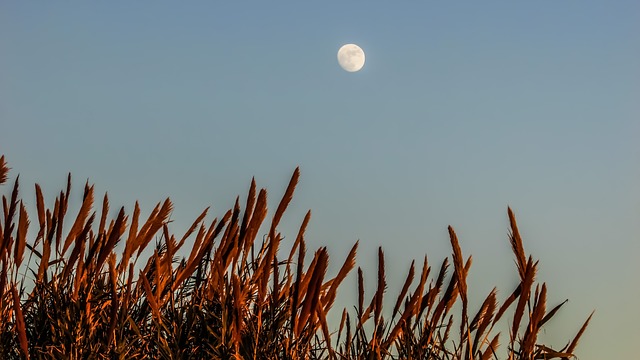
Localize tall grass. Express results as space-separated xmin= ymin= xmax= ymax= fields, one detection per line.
xmin=0 ymin=155 xmax=592 ymax=359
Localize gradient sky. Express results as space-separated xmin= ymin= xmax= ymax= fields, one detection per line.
xmin=1 ymin=2 xmax=639 ymax=358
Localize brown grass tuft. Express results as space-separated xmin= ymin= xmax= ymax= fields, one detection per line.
xmin=0 ymin=155 xmax=593 ymax=359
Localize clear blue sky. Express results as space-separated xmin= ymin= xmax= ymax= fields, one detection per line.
xmin=1 ymin=2 xmax=638 ymax=358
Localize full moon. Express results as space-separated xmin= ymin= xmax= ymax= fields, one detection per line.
xmin=337 ymin=44 xmax=365 ymax=72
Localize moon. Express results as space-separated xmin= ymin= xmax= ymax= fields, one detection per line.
xmin=337 ymin=44 xmax=365 ymax=72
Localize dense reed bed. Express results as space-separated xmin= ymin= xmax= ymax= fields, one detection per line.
xmin=0 ymin=155 xmax=591 ymax=359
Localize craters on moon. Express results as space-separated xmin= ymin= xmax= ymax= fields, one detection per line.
xmin=337 ymin=44 xmax=365 ymax=72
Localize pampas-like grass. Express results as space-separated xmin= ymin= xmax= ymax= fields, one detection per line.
xmin=0 ymin=155 xmax=592 ymax=359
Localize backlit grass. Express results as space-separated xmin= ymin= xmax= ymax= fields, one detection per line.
xmin=0 ymin=155 xmax=592 ymax=359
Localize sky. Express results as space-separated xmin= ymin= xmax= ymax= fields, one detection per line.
xmin=1 ymin=1 xmax=639 ymax=358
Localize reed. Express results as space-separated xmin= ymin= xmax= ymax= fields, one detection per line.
xmin=0 ymin=155 xmax=592 ymax=359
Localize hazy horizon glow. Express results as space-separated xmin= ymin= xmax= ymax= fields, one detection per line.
xmin=1 ymin=2 xmax=639 ymax=358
